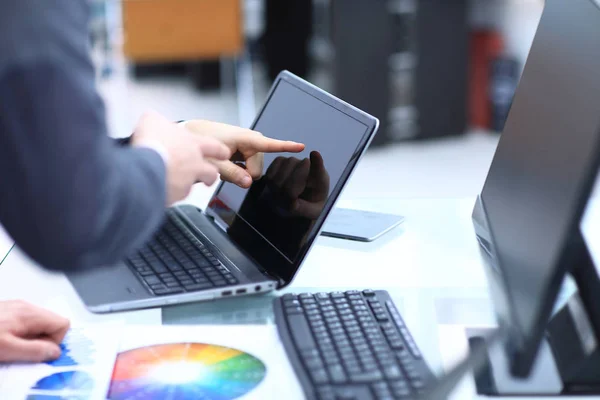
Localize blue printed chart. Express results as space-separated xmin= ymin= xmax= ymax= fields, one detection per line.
xmin=0 ymin=324 xmax=121 ymax=400
xmin=46 ymin=329 xmax=97 ymax=367
xmin=26 ymin=395 xmax=86 ymax=400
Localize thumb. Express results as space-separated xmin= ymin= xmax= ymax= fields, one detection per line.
xmin=213 ymin=159 xmax=253 ymax=188
xmin=309 ymin=151 xmax=330 ymax=195
xmin=0 ymin=336 xmax=61 ymax=363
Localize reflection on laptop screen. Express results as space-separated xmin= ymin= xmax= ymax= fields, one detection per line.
xmin=208 ymin=79 xmax=368 ymax=281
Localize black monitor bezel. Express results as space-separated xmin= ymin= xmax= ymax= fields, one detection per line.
xmin=205 ymin=70 xmax=379 ymax=287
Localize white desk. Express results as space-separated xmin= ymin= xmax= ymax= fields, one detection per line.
xmin=0 ymin=186 xmax=599 ymax=399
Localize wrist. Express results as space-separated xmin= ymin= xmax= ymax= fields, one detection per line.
xmin=133 ymin=139 xmax=169 ymax=167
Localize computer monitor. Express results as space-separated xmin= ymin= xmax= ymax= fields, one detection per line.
xmin=472 ymin=0 xmax=600 ymax=378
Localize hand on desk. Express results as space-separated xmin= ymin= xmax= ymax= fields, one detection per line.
xmin=0 ymin=300 xmax=69 ymax=363
xmin=265 ymin=151 xmax=330 ymax=220
xmin=183 ymin=120 xmax=305 ymax=188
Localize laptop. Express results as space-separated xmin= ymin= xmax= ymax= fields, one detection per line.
xmin=65 ymin=71 xmax=379 ymax=313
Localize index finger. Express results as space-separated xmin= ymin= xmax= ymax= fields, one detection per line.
xmin=20 ymin=304 xmax=70 ymax=344
xmin=247 ymin=135 xmax=305 ymax=154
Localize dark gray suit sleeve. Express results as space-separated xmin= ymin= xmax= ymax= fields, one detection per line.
xmin=0 ymin=2 xmax=167 ymax=271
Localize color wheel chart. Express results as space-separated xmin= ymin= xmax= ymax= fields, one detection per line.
xmin=108 ymin=343 xmax=267 ymax=400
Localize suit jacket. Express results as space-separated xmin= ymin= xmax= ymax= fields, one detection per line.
xmin=0 ymin=0 xmax=167 ymax=271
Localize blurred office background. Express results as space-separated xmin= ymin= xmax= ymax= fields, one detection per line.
xmin=89 ymin=0 xmax=544 ymax=200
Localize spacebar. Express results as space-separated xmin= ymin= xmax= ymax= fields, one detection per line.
xmin=287 ymin=314 xmax=316 ymax=350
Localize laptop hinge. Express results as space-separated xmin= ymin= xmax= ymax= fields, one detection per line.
xmin=176 ymin=207 xmax=282 ymax=285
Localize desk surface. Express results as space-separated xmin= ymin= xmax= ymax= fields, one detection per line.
xmin=1 ymin=189 xmax=599 ymax=399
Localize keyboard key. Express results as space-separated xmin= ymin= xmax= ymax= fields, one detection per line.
xmin=212 ymin=279 xmax=227 ymax=286
xmin=303 ymin=355 xmax=325 ymax=370
xmin=390 ymin=381 xmax=411 ymax=397
xmin=362 ymin=289 xmax=375 ymax=297
xmin=165 ymin=281 xmax=181 ymax=288
xmin=284 ymin=299 xmax=301 ymax=307
xmin=153 ymin=287 xmax=184 ymax=295
xmin=374 ymin=313 xmax=389 ymax=322
xmin=313 ymin=326 xmax=327 ymax=334
xmin=316 ymin=292 xmax=329 ymax=300
xmin=288 ymin=315 xmax=316 ymax=350
xmin=328 ymin=364 xmax=346 ymax=383
xmin=334 ymin=387 xmax=370 ymax=400
xmin=309 ymin=368 xmax=329 ymax=384
xmin=139 ymin=269 xmax=156 ymax=277
xmin=349 ymin=370 xmax=383 ymax=383
xmin=183 ymin=282 xmax=213 ymax=291
xmin=180 ymin=279 xmax=194 ymax=286
xmin=383 ymin=365 xmax=403 ymax=380
xmin=322 ymin=349 xmax=339 ymax=361
xmin=286 ymin=306 xmax=304 ymax=314
xmin=316 ymin=386 xmax=335 ymax=400
xmin=411 ymin=378 xmax=425 ymax=389
xmin=302 ymin=298 xmax=317 ymax=306
xmin=372 ymin=382 xmax=394 ymax=399
xmin=143 ymin=275 xmax=161 ymax=285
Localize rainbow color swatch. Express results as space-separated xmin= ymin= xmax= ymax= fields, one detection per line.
xmin=107 ymin=343 xmax=267 ymax=400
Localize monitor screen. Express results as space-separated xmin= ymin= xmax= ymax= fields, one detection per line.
xmin=476 ymin=0 xmax=600 ymax=376
xmin=207 ymin=77 xmax=372 ymax=284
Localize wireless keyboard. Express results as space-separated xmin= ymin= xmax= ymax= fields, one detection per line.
xmin=274 ymin=290 xmax=435 ymax=400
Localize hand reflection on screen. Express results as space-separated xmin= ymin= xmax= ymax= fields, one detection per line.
xmin=265 ymin=151 xmax=330 ymax=220
xmin=226 ymin=150 xmax=331 ymax=264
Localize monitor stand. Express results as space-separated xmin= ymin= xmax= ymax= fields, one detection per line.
xmin=469 ymin=232 xmax=600 ymax=396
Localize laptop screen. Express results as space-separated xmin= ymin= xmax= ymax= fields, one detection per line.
xmin=206 ymin=77 xmax=372 ymax=284
xmin=476 ymin=0 xmax=600 ymax=374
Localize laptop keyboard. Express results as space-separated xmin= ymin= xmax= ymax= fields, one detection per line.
xmin=127 ymin=217 xmax=238 ymax=296
xmin=274 ymin=290 xmax=435 ymax=400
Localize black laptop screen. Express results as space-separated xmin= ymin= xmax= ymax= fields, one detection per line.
xmin=207 ymin=78 xmax=370 ymax=284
